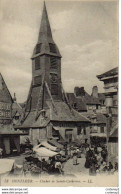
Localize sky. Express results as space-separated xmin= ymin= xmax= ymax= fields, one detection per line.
xmin=0 ymin=0 xmax=118 ymax=103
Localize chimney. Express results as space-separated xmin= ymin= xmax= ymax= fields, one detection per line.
xmin=92 ymin=86 xmax=98 ymax=98
xmin=74 ymin=87 xmax=85 ymax=97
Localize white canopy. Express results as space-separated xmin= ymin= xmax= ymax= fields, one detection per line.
xmin=33 ymin=141 xmax=57 ymax=152
xmin=35 ymin=147 xmax=58 ymax=158
xmin=0 ymin=159 xmax=15 ymax=175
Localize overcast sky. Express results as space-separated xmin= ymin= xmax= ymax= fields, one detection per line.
xmin=0 ymin=0 xmax=118 ymax=103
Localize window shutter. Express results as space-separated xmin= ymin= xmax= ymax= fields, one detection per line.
xmin=35 ymin=56 xmax=40 ymax=70
xmin=50 ymin=56 xmax=57 ymax=69
xmin=49 ymin=43 xmax=56 ymax=53
xmin=34 ymin=75 xmax=42 ymax=85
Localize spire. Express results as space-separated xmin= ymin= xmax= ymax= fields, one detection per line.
xmin=32 ymin=1 xmax=61 ymax=58
xmin=38 ymin=2 xmax=53 ymax=43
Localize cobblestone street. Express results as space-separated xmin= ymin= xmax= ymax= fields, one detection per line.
xmin=63 ymin=156 xmax=89 ymax=176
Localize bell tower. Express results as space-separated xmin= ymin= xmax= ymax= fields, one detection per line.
xmin=24 ymin=2 xmax=65 ymax=115
xmin=31 ymin=2 xmax=62 ymax=101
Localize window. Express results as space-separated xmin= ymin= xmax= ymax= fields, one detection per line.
xmin=96 ymin=104 xmax=98 ymax=109
xmin=35 ymin=43 xmax=41 ymax=54
xmin=73 ymin=103 xmax=77 ymax=109
xmin=83 ymin=128 xmax=86 ymax=135
xmin=35 ymin=56 xmax=40 ymax=70
xmin=50 ymin=57 xmax=57 ymax=69
xmin=100 ymin=126 xmax=104 ymax=133
xmin=51 ymin=84 xmax=58 ymax=95
xmin=34 ymin=75 xmax=41 ymax=85
xmin=113 ymin=100 xmax=117 ymax=106
xmin=77 ymin=127 xmax=81 ymax=135
xmin=49 ymin=43 xmax=56 ymax=53
xmin=65 ymin=129 xmax=73 ymax=142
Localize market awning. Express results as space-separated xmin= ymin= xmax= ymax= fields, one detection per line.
xmin=53 ymin=127 xmax=60 ymax=131
xmin=34 ymin=147 xmax=58 ymax=157
xmin=0 ymin=159 xmax=15 ymax=175
xmin=33 ymin=141 xmax=57 ymax=152
xmin=90 ymin=133 xmax=107 ymax=137
xmin=48 ymin=139 xmax=64 ymax=149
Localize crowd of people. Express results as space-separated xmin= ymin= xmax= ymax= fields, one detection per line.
xmin=84 ymin=145 xmax=118 ymax=176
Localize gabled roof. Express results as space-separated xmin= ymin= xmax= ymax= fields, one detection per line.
xmin=16 ymin=99 xmax=90 ymax=129
xmin=46 ymin=100 xmax=90 ymax=122
xmin=67 ymin=93 xmax=87 ymax=111
xmin=97 ymin=67 xmax=118 ymax=79
xmin=0 ymin=73 xmax=13 ymax=103
xmin=82 ymin=112 xmax=107 ymax=124
xmin=0 ymin=124 xmax=27 ymax=135
xmin=98 ymin=93 xmax=105 ymax=101
xmin=81 ymin=91 xmax=100 ymax=105
xmin=15 ymin=111 xmax=49 ymax=129
xmin=12 ymin=101 xmax=23 ymax=117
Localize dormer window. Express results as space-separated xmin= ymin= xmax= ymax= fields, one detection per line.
xmin=36 ymin=43 xmax=42 ymax=54
xmin=35 ymin=56 xmax=40 ymax=70
xmin=49 ymin=43 xmax=56 ymax=53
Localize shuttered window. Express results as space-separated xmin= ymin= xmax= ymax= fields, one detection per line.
xmin=35 ymin=43 xmax=41 ymax=54
xmin=49 ymin=43 xmax=56 ymax=53
xmin=100 ymin=126 xmax=104 ymax=133
xmin=35 ymin=56 xmax=40 ymax=70
xmin=34 ymin=75 xmax=41 ymax=85
xmin=51 ymin=84 xmax=58 ymax=95
xmin=50 ymin=56 xmax=57 ymax=69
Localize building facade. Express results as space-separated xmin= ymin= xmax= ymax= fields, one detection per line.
xmin=0 ymin=73 xmax=25 ymax=155
xmin=67 ymin=86 xmax=107 ymax=145
xmin=97 ymin=67 xmax=118 ymax=161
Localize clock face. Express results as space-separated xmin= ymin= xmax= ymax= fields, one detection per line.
xmin=50 ymin=73 xmax=58 ymax=83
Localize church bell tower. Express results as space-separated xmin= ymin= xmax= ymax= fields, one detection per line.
xmin=31 ymin=2 xmax=62 ymax=101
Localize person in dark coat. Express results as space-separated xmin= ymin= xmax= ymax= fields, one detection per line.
xmin=89 ymin=156 xmax=97 ymax=176
xmin=101 ymin=147 xmax=108 ymax=162
xmin=114 ymin=162 xmax=118 ymax=172
xmin=85 ymin=147 xmax=95 ymax=169
xmin=85 ymin=148 xmax=90 ymax=168
xmin=107 ymin=162 xmax=113 ymax=172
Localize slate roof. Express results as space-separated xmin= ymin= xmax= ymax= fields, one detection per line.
xmin=67 ymin=91 xmax=100 ymax=112
xmin=0 ymin=124 xmax=27 ymax=135
xmin=12 ymin=101 xmax=23 ymax=117
xmin=15 ymin=111 xmax=49 ymax=128
xmin=67 ymin=93 xmax=87 ymax=111
xmin=16 ymin=99 xmax=90 ymax=129
xmin=82 ymin=112 xmax=107 ymax=124
xmin=0 ymin=73 xmax=13 ymax=103
xmin=81 ymin=91 xmax=100 ymax=105
xmin=32 ymin=2 xmax=61 ymax=59
xmin=47 ymin=100 xmax=90 ymax=122
xmin=97 ymin=67 xmax=118 ymax=79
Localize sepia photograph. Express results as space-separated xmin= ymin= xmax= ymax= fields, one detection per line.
xmin=0 ymin=0 xmax=118 ymax=187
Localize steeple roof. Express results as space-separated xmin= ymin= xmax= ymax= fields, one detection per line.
xmin=38 ymin=2 xmax=53 ymax=43
xmin=0 ymin=73 xmax=13 ymax=103
xmin=32 ymin=2 xmax=61 ymax=58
